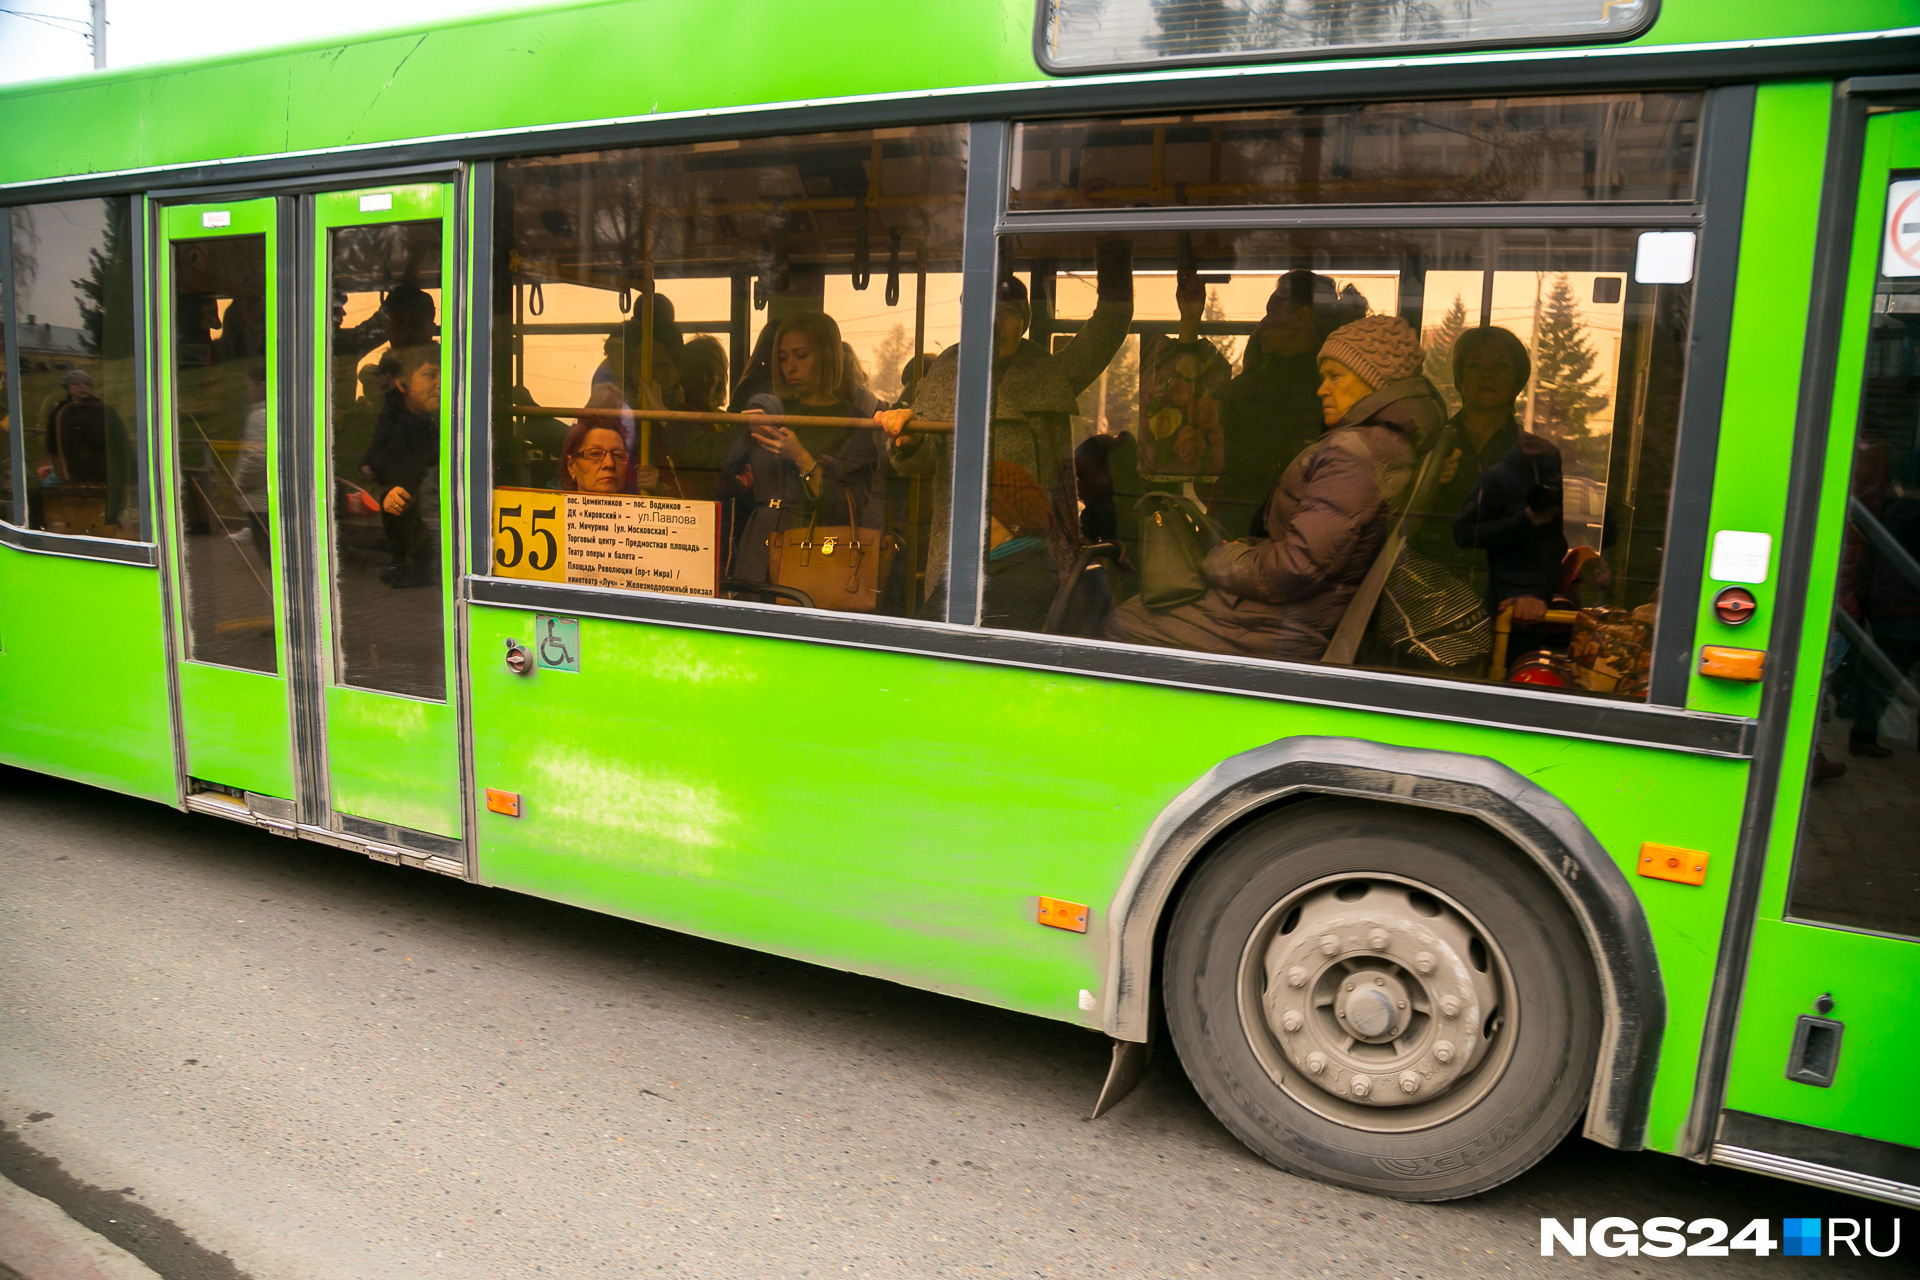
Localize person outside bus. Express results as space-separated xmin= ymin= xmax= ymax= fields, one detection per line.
xmin=39 ymin=368 xmax=133 ymax=526
xmin=1103 ymin=315 xmax=1443 ymax=662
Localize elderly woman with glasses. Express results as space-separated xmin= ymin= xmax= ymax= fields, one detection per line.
xmin=559 ymin=420 xmax=637 ymax=494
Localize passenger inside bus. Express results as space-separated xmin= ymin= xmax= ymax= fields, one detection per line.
xmin=584 ymin=297 xmax=680 ymax=493
xmin=879 ymin=238 xmax=1135 ymax=621
xmin=727 ymin=310 xmax=885 ymax=588
xmin=1404 ymin=326 xmax=1564 ymax=645
xmin=655 ymin=334 xmax=733 ymax=500
xmin=559 ymin=421 xmax=636 ymax=494
xmin=1103 ymin=314 xmax=1443 ymax=661
xmin=361 ymin=342 xmax=441 ymax=588
xmin=1215 ymin=270 xmax=1346 ymax=539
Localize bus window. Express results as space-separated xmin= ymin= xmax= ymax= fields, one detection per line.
xmin=491 ymin=125 xmax=967 ymax=617
xmin=1040 ymin=0 xmax=1655 ymax=70
xmin=326 ymin=219 xmax=445 ymax=700
xmin=168 ymin=233 xmax=275 ymax=673
xmin=980 ymin=227 xmax=1686 ymax=701
xmin=1009 ymin=94 xmax=1703 ymax=211
xmin=8 ymin=198 xmax=141 ymax=541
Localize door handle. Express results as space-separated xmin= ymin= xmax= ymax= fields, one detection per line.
xmin=504 ymin=638 xmax=533 ymax=675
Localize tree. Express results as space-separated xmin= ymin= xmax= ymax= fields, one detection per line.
xmin=1201 ymin=285 xmax=1236 ymax=364
xmin=868 ymin=322 xmax=913 ymax=402
xmin=74 ymin=198 xmax=135 ymax=361
xmin=1421 ymin=292 xmax=1467 ymax=415
xmin=1528 ymin=274 xmax=1610 ymax=474
xmin=9 ymin=208 xmax=37 ymax=306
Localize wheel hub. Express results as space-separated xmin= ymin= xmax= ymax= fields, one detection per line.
xmin=1257 ymin=881 xmax=1502 ymax=1110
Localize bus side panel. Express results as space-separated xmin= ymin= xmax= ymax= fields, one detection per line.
xmin=0 ymin=547 xmax=174 ymax=803
xmin=467 ymin=604 xmax=1745 ymax=1151
xmin=1726 ymin=921 xmax=1920 ymax=1147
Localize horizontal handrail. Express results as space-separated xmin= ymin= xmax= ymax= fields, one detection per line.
xmin=504 ymin=405 xmax=954 ymax=433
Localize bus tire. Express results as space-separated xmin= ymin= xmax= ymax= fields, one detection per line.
xmin=1163 ymin=798 xmax=1599 ymax=1201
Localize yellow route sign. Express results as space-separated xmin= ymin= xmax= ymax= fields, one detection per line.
xmin=491 ymin=488 xmax=719 ymax=596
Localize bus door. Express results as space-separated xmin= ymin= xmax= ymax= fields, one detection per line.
xmin=1719 ymin=110 xmax=1920 ymax=1167
xmin=156 ymin=186 xmax=464 ymax=855
xmin=157 ymin=199 xmax=296 ymax=803
xmin=303 ymin=183 xmax=462 ymax=845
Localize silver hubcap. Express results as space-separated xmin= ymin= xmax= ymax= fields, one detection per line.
xmin=1237 ymin=874 xmax=1513 ymax=1131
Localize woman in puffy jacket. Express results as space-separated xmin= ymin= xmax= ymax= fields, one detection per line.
xmin=1103 ymin=314 xmax=1443 ymax=663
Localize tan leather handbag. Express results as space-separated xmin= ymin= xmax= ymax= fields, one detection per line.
xmin=766 ymin=491 xmax=897 ymax=613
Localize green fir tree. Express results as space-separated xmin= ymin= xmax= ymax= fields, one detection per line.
xmin=1528 ymin=273 xmax=1610 ymax=474
xmin=1421 ymin=293 xmax=1468 ymax=415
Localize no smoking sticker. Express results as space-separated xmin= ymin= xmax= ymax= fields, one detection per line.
xmin=1884 ymin=178 xmax=1920 ymax=278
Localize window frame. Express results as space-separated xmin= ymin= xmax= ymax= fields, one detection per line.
xmin=1030 ymin=0 xmax=1663 ymax=78
xmin=0 ymin=192 xmax=158 ymax=565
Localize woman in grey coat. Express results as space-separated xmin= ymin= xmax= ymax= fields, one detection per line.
xmin=1103 ymin=315 xmax=1444 ymax=663
xmin=878 ymin=240 xmax=1134 ymax=621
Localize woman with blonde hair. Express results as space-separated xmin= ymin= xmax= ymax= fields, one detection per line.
xmin=728 ymin=310 xmax=884 ymax=586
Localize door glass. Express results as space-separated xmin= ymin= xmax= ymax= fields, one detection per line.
xmin=1790 ymin=235 xmax=1920 ymax=938
xmin=169 ymin=234 xmax=275 ymax=672
xmin=325 ymin=220 xmax=444 ymax=700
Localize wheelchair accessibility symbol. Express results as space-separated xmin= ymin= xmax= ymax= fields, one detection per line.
xmin=534 ymin=614 xmax=580 ymax=673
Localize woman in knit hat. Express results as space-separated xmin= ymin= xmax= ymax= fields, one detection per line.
xmin=1103 ymin=312 xmax=1445 ymax=662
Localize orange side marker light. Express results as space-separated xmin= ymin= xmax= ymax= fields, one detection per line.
xmin=1699 ymin=646 xmax=1765 ymax=682
xmin=1639 ymin=842 xmax=1709 ymax=887
xmin=485 ymin=788 xmax=522 ymax=818
xmin=1037 ymin=896 xmax=1089 ymax=933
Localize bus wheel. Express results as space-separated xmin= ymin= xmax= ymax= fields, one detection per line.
xmin=1163 ymin=799 xmax=1599 ymax=1201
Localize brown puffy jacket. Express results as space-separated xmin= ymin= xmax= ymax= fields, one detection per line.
xmin=1104 ymin=377 xmax=1443 ymax=662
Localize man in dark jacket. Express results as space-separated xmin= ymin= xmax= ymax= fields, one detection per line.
xmin=1213 ymin=270 xmax=1340 ymax=538
xmin=1453 ymin=431 xmax=1568 ymax=654
xmin=362 ymin=343 xmax=441 ymax=587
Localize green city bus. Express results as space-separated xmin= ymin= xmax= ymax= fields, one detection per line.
xmin=1 ymin=0 xmax=1915 ymax=1205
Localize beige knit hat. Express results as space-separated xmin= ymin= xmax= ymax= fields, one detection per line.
xmin=1318 ymin=314 xmax=1422 ymax=390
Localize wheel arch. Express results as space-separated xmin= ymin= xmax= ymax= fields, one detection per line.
xmin=1103 ymin=735 xmax=1664 ymax=1151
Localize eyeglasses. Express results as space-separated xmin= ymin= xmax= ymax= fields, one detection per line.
xmin=574 ymin=448 xmax=630 ymax=465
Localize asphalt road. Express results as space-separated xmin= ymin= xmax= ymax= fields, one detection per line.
xmin=0 ymin=767 xmax=1910 ymax=1280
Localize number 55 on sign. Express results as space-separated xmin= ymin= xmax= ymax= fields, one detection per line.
xmin=493 ymin=488 xmax=566 ymax=583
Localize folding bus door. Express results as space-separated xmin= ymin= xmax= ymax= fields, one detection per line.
xmin=1718 ymin=108 xmax=1920 ymax=1186
xmin=156 ymin=200 xmax=294 ymax=801
xmin=304 ymin=182 xmax=464 ymax=848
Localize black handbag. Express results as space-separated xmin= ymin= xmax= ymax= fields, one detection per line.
xmin=1134 ymin=491 xmax=1218 ymax=610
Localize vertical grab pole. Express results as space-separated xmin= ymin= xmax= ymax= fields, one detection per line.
xmin=638 ymin=156 xmax=654 ymax=470
xmin=910 ymin=241 xmax=929 ymax=608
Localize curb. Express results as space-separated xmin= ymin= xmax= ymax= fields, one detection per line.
xmin=0 ymin=1175 xmax=161 ymax=1280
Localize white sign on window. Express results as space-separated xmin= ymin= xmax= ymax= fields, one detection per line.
xmin=1634 ymin=231 xmax=1696 ymax=285
xmin=200 ymin=210 xmax=231 ymax=229
xmin=359 ymin=192 xmax=393 ymax=213
xmin=1883 ymin=179 xmax=1920 ymax=279
xmin=1710 ymin=530 xmax=1772 ymax=585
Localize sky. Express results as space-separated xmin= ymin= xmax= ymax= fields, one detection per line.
xmin=0 ymin=0 xmax=562 ymax=84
